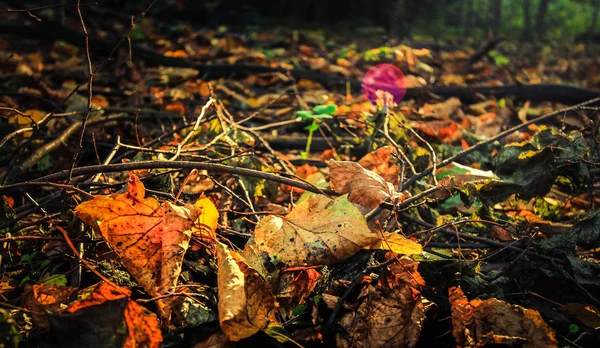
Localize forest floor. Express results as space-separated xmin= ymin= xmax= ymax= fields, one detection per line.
xmin=1 ymin=5 xmax=600 ymax=348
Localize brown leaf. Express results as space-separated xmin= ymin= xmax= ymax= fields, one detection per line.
xmin=329 ymin=160 xmax=396 ymax=209
xmin=217 ymin=242 xmax=279 ymax=341
xmin=246 ymin=194 xmax=380 ymax=266
xmin=358 ymin=146 xmax=400 ymax=186
xmin=419 ymin=97 xmax=462 ymax=119
xmin=75 ymin=173 xmax=199 ymax=323
xmin=340 ymin=257 xmax=426 ymax=347
xmin=449 ymin=286 xmax=558 ymax=348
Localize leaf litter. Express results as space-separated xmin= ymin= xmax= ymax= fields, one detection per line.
xmin=1 ymin=6 xmax=599 ymax=347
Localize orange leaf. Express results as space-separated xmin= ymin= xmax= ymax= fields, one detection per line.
xmin=358 ymin=146 xmax=400 ymax=186
xmin=62 ymin=282 xmax=162 ymax=348
xmin=75 ymin=173 xmax=199 ymax=323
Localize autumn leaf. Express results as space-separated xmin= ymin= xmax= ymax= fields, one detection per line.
xmin=246 ymin=194 xmax=380 ymax=267
xmin=74 ymin=173 xmax=199 ymax=323
xmin=448 ymin=286 xmax=558 ymax=348
xmin=193 ymin=196 xmax=219 ymax=244
xmin=367 ymin=233 xmax=423 ymax=255
xmin=217 ymin=242 xmax=279 ymax=341
xmin=49 ymin=282 xmax=162 ymax=348
xmin=358 ymin=146 xmax=400 ymax=186
xmin=22 ymin=283 xmax=74 ymax=328
xmin=338 ymin=256 xmax=426 ymax=347
xmin=329 ymin=160 xmax=397 ymax=209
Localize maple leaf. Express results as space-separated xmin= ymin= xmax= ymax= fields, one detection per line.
xmin=449 ymin=286 xmax=558 ymax=348
xmin=217 ymin=242 xmax=279 ymax=341
xmin=246 ymin=194 xmax=380 ymax=267
xmin=74 ymin=173 xmax=199 ymax=323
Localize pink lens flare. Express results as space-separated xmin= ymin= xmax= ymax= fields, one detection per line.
xmin=362 ymin=64 xmax=406 ymax=105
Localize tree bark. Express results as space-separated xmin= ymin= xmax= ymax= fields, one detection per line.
xmin=490 ymin=0 xmax=502 ymax=38
xmin=535 ymin=0 xmax=552 ymax=40
xmin=522 ymin=0 xmax=532 ymax=40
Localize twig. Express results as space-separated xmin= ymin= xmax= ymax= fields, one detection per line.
xmin=403 ymin=97 xmax=600 ymax=188
xmin=0 ymin=161 xmax=337 ymax=196
xmin=551 ymin=259 xmax=600 ymax=308
xmin=169 ymin=98 xmax=214 ymax=161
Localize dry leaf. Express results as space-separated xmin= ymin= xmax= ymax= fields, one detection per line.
xmin=340 ymin=257 xmax=425 ymax=347
xmin=217 ymin=242 xmax=279 ymax=341
xmin=358 ymin=146 xmax=400 ymax=186
xmin=449 ymin=286 xmax=558 ymax=348
xmin=22 ymin=283 xmax=74 ymax=328
xmin=329 ymin=160 xmax=396 ymax=209
xmin=75 ymin=173 xmax=199 ymax=323
xmin=247 ymin=194 xmax=380 ymax=266
xmin=419 ymin=97 xmax=462 ymax=119
xmin=56 ymin=282 xmax=162 ymax=348
xmin=367 ymin=233 xmax=423 ymax=255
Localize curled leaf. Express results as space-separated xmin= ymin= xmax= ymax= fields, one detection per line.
xmin=329 ymin=160 xmax=396 ymax=209
xmin=217 ymin=242 xmax=279 ymax=341
xmin=449 ymin=286 xmax=558 ymax=348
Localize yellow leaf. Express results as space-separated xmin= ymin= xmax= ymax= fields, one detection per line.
xmin=193 ymin=196 xmax=219 ymax=243
xmin=368 ymin=233 xmax=423 ymax=255
xmin=217 ymin=243 xmax=279 ymax=341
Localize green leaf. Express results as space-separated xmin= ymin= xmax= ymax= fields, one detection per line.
xmin=573 ymin=209 xmax=600 ymax=248
xmin=292 ymin=304 xmax=306 ymax=316
xmin=296 ymin=110 xmax=315 ymax=120
xmin=42 ymin=274 xmax=68 ymax=286
xmin=312 ymin=104 xmax=337 ymax=115
xmin=310 ymin=114 xmax=333 ymax=120
xmin=569 ymin=324 xmax=579 ymax=334
xmin=305 ymin=123 xmax=320 ymax=132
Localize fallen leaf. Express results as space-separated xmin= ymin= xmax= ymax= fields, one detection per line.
xmin=448 ymin=286 xmax=558 ymax=348
xmin=358 ymin=146 xmax=400 ymax=186
xmin=49 ymin=282 xmax=162 ymax=348
xmin=217 ymin=242 xmax=279 ymax=341
xmin=339 ymin=256 xmax=425 ymax=347
xmin=193 ymin=196 xmax=219 ymax=244
xmin=247 ymin=194 xmax=379 ymax=266
xmin=562 ymin=303 xmax=600 ymax=329
xmin=329 ymin=160 xmax=396 ymax=209
xmin=419 ymin=97 xmax=462 ymax=119
xmin=367 ymin=233 xmax=423 ymax=255
xmin=22 ymin=283 xmax=74 ymax=328
xmin=75 ymin=173 xmax=199 ymax=323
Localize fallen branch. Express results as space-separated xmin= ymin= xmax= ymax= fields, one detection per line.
xmin=0 ymin=160 xmax=338 ymax=196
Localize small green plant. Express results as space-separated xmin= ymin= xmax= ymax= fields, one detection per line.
xmin=488 ymin=50 xmax=510 ymax=66
xmin=296 ymin=104 xmax=336 ymax=159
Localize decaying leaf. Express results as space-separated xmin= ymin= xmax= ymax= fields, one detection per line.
xmin=339 ymin=256 xmax=426 ymax=347
xmin=358 ymin=146 xmax=400 ymax=186
xmin=217 ymin=242 xmax=279 ymax=341
xmin=22 ymin=283 xmax=74 ymax=328
xmin=75 ymin=173 xmax=200 ymax=322
xmin=448 ymin=286 xmax=558 ymax=348
xmin=49 ymin=282 xmax=162 ymax=348
xmin=329 ymin=160 xmax=396 ymax=209
xmin=247 ymin=194 xmax=380 ymax=267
